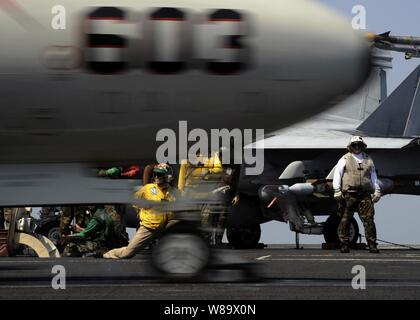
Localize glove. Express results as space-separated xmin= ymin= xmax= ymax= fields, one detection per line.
xmin=372 ymin=191 xmax=382 ymax=203
xmin=232 ymin=194 xmax=240 ymax=206
xmin=334 ymin=190 xmax=343 ymax=201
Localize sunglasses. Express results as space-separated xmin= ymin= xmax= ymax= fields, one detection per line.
xmin=351 ymin=143 xmax=364 ymax=148
xmin=154 ymin=172 xmax=167 ymax=178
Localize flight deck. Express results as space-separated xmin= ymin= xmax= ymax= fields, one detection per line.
xmin=1 ymin=246 xmax=420 ymax=300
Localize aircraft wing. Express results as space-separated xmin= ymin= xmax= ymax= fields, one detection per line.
xmin=247 ymin=114 xmax=416 ymax=150
xmin=246 ymin=51 xmax=416 ymax=150
xmin=251 ymin=128 xmax=415 ymax=149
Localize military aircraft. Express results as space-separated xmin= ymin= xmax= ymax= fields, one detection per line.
xmin=0 ymin=0 xmax=374 ymax=276
xmin=227 ymin=42 xmax=420 ymax=248
xmin=0 ymin=0 xmax=371 ymax=207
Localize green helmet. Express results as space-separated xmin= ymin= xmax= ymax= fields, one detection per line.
xmin=153 ymin=163 xmax=171 ymax=177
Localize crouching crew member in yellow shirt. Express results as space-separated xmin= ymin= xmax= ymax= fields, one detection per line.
xmin=103 ymin=164 xmax=175 ymax=259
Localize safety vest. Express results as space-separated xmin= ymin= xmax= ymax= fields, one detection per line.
xmin=342 ymin=152 xmax=374 ymax=193
xmin=133 ymin=183 xmax=175 ymax=230
xmin=177 ymin=154 xmax=223 ymax=192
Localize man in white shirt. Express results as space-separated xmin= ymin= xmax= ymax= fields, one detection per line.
xmin=333 ymin=136 xmax=382 ymax=253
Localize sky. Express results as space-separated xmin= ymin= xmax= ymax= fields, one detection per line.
xmin=260 ymin=0 xmax=420 ymax=245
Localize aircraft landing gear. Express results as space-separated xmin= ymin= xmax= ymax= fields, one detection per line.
xmin=3 ymin=208 xmax=61 ymax=258
xmin=152 ymin=233 xmax=210 ymax=279
xmin=35 ymin=220 xmax=61 ymax=246
xmin=226 ymin=225 xmax=261 ymax=249
xmin=323 ymin=214 xmax=359 ymax=244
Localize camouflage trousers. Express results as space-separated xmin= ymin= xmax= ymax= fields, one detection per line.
xmin=338 ymin=193 xmax=377 ymax=244
xmin=63 ymin=241 xmax=106 ymax=257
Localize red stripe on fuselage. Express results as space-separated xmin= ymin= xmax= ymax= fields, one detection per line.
xmin=150 ymin=17 xmax=184 ymax=21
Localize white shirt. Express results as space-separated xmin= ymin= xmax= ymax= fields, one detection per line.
xmin=333 ymin=152 xmax=380 ymax=192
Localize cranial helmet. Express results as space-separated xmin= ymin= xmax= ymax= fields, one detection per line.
xmin=347 ymin=136 xmax=367 ymax=150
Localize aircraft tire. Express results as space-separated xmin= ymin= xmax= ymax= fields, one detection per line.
xmin=323 ymin=215 xmax=359 ymax=244
xmin=226 ymin=225 xmax=261 ymax=249
xmin=36 ymin=221 xmax=61 ymax=246
xmin=151 ymin=233 xmax=210 ymax=280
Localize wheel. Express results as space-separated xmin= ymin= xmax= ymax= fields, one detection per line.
xmin=36 ymin=221 xmax=61 ymax=246
xmin=226 ymin=225 xmax=261 ymax=249
xmin=323 ymin=214 xmax=359 ymax=244
xmin=152 ymin=233 xmax=210 ymax=279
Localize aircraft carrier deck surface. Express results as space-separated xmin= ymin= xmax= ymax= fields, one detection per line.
xmin=1 ymin=245 xmax=420 ymax=300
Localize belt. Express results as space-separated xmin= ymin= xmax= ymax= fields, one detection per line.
xmin=344 ymin=190 xmax=370 ymax=197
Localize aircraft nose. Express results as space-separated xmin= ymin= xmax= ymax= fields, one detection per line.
xmin=315 ymin=19 xmax=372 ymax=97
xmin=265 ymin=1 xmax=372 ymax=126
xmin=280 ymin=5 xmax=372 ymax=90
xmin=311 ymin=26 xmax=373 ymax=108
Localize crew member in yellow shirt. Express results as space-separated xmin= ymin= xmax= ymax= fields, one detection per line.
xmin=178 ymin=151 xmax=223 ymax=195
xmin=177 ymin=150 xmax=227 ymax=244
xmin=103 ymin=164 xmax=175 ymax=259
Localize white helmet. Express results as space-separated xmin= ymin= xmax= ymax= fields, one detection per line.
xmin=348 ymin=136 xmax=367 ymax=148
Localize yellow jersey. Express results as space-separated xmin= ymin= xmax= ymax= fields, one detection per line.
xmin=133 ymin=183 xmax=175 ymax=230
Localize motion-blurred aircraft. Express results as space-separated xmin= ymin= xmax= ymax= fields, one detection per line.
xmin=0 ymin=0 xmax=371 ymax=207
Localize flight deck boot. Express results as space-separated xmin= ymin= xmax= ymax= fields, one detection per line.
xmin=340 ymin=243 xmax=350 ymax=253
xmin=368 ymin=241 xmax=380 ymax=253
